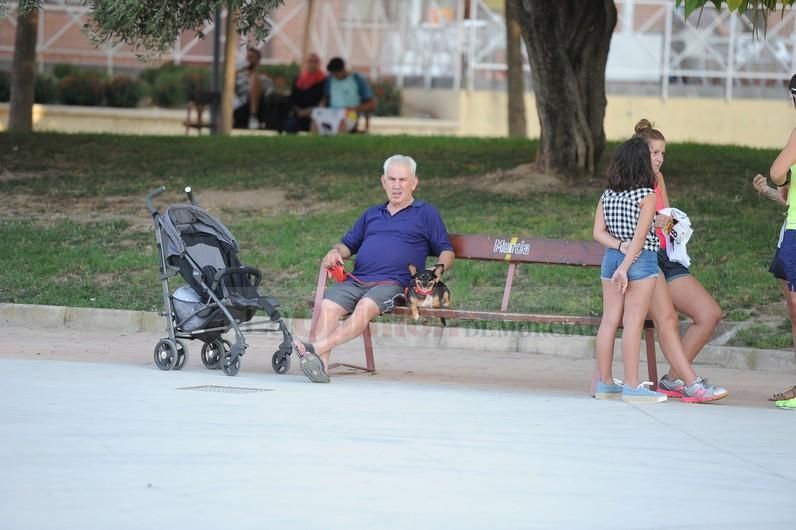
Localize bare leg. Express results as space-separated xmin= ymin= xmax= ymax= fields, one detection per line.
xmin=595 ymin=279 xmax=625 ymax=385
xmin=667 ymin=275 xmax=722 ymax=376
xmin=311 ymin=297 xmax=348 ymax=342
xmin=248 ymin=73 xmax=262 ymax=116
xmin=766 ymin=281 xmax=796 ymax=398
xmin=647 ymin=275 xmax=698 ymax=384
xmin=621 ymin=278 xmax=657 ymax=389
xmin=297 ymin=298 xmax=381 ymax=367
xmin=779 ymin=280 xmax=796 ymax=354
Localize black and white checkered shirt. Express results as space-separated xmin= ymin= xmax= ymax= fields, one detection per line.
xmin=601 ymin=188 xmax=659 ymax=252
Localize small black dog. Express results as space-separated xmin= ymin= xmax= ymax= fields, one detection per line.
xmin=407 ymin=263 xmax=451 ymax=326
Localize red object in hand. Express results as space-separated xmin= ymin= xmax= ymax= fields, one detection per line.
xmin=327 ymin=264 xmax=348 ymax=282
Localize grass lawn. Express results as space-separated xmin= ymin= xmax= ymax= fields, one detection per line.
xmin=0 ymin=132 xmax=790 ymax=348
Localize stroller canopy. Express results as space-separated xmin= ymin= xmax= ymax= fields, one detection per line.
xmin=161 ymin=204 xmax=239 ymax=263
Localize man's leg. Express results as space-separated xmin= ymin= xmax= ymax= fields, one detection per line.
xmin=312 ymin=298 xmax=381 ymax=366
xmin=295 ymin=298 xmax=380 ymax=367
xmin=248 ymin=75 xmax=262 ymax=116
xmin=296 ymin=283 xmax=401 ymax=368
xmin=310 ymin=298 xmax=349 ymax=358
xmin=337 ymin=115 xmax=349 ymax=134
xmin=232 ymin=104 xmax=249 ymax=129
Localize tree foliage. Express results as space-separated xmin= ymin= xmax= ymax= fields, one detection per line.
xmin=4 ymin=0 xmax=41 ymax=17
xmin=678 ymin=0 xmax=796 ymax=29
xmin=84 ymin=0 xmax=283 ymax=57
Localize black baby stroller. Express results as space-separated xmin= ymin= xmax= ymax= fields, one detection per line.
xmin=146 ymin=186 xmax=293 ymax=376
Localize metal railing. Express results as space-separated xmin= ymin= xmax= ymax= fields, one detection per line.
xmin=1 ymin=0 xmax=794 ymax=99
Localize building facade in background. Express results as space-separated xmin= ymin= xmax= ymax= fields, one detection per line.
xmin=1 ymin=0 xmax=794 ymax=100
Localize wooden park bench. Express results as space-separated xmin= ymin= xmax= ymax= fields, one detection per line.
xmin=183 ymin=101 xmax=210 ymax=135
xmin=309 ymin=233 xmax=658 ymax=383
xmin=183 ymin=91 xmax=217 ymax=135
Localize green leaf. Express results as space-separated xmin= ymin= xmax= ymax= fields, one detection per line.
xmin=683 ymin=0 xmax=705 ymax=18
xmin=726 ymin=0 xmax=744 ymax=11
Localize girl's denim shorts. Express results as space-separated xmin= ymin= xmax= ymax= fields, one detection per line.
xmin=600 ymin=248 xmax=659 ymax=281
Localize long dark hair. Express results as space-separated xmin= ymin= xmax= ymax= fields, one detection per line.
xmin=606 ymin=137 xmax=655 ymax=192
xmin=790 ymin=73 xmax=796 ymax=110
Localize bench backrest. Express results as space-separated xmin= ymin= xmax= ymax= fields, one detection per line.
xmin=450 ymin=233 xmax=604 ymax=267
xmin=449 ymin=233 xmax=604 ymax=312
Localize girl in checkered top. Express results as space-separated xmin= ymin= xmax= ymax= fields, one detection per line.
xmin=592 ymin=137 xmax=668 ymax=403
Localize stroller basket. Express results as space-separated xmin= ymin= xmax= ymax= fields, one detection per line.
xmin=146 ymin=185 xmax=294 ymax=376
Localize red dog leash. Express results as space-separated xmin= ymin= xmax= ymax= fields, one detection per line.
xmin=327 ymin=263 xmax=401 ymax=288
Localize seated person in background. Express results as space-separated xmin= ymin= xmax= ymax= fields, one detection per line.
xmin=233 ymin=48 xmax=273 ymax=129
xmin=285 ymin=52 xmax=327 ymax=134
xmin=311 ymin=57 xmax=377 ymax=135
xmin=291 ymin=155 xmax=455 ymax=382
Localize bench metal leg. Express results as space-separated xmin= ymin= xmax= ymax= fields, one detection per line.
xmin=644 ymin=328 xmax=658 ymax=389
xmin=363 ymin=324 xmax=375 ymax=371
xmin=328 ymin=322 xmax=376 ymax=373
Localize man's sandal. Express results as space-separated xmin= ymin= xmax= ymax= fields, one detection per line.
xmin=769 ymin=385 xmax=796 ymax=401
xmin=293 ymin=341 xmax=330 ymax=384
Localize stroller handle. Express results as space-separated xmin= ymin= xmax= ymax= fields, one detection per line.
xmin=184 ymin=186 xmax=198 ymax=206
xmin=146 ymin=186 xmax=166 ymax=217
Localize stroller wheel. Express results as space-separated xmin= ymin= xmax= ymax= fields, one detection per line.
xmin=222 ymin=354 xmax=241 ymax=376
xmin=201 ymin=339 xmax=228 ymax=370
xmin=173 ymin=340 xmax=188 ymax=370
xmin=153 ymin=339 xmax=178 ymax=370
xmin=272 ymin=350 xmax=291 ymax=374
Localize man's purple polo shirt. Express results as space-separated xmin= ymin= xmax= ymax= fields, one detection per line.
xmin=341 ymin=199 xmax=452 ymax=287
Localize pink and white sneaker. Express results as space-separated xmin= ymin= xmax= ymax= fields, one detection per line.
xmin=658 ymin=374 xmax=686 ymax=399
xmin=682 ymin=377 xmax=729 ymax=403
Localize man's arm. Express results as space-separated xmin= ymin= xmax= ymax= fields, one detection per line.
xmin=435 ymin=250 xmax=455 ymax=273
xmin=352 ymin=73 xmax=377 ymax=113
xmin=323 ymin=243 xmax=352 ymax=269
xmin=425 ymin=205 xmax=454 ymax=272
xmin=356 ymin=98 xmax=377 ymax=114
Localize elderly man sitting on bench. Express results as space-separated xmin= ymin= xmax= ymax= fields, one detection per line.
xmin=292 ymin=154 xmax=455 ymax=383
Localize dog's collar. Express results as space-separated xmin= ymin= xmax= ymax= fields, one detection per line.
xmin=414 ymin=286 xmax=434 ymax=296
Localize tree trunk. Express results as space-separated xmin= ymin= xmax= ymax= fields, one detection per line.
xmin=507 ymin=0 xmax=616 ymax=177
xmin=218 ymin=7 xmax=239 ymax=135
xmin=505 ymin=2 xmax=527 ymax=138
xmin=302 ymin=0 xmax=315 ymax=59
xmin=8 ymin=9 xmax=38 ymax=133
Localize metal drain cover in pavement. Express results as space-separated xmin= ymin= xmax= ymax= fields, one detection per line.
xmin=178 ymin=385 xmax=274 ymax=394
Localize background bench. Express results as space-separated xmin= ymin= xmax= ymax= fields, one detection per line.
xmin=309 ymin=233 xmax=658 ymax=383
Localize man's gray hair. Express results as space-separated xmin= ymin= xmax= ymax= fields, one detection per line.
xmin=383 ymin=155 xmax=417 ymax=177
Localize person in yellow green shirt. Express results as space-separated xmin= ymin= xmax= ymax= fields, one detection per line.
xmin=764 ymin=73 xmax=796 ymax=409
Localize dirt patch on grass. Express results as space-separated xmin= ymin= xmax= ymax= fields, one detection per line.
xmin=0 ymin=167 xmax=44 ymax=182
xmin=447 ymin=163 xmax=572 ymax=196
xmin=0 ymin=187 xmax=340 ymax=225
xmin=199 ymin=189 xmax=287 ymax=211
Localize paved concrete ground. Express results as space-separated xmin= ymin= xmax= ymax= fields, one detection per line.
xmin=1 ymin=324 xmax=795 ymax=530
